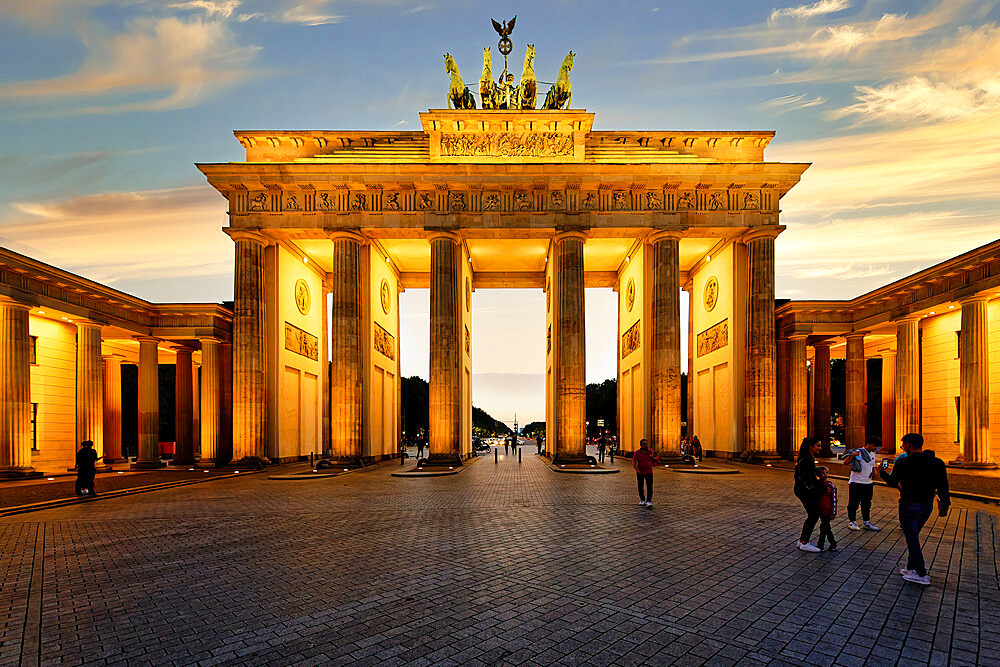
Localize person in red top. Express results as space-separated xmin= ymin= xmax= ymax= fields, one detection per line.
xmin=815 ymin=466 xmax=838 ymax=551
xmin=633 ymin=438 xmax=658 ymax=507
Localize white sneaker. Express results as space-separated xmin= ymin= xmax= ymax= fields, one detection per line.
xmin=902 ymin=572 xmax=930 ymax=585
xmin=797 ymin=541 xmax=821 ymax=552
xmin=899 ymin=568 xmax=916 ymax=576
xmin=639 ymin=501 xmax=646 ymax=506
xmin=848 ymin=521 xmax=860 ymax=531
xmin=864 ymin=521 xmax=881 ymax=531
xmin=646 ymin=501 xmax=653 ymax=507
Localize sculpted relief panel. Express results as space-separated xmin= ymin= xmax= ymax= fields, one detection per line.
xmin=440 ymin=132 xmax=574 ymax=157
xmin=697 ymin=319 xmax=728 ymax=357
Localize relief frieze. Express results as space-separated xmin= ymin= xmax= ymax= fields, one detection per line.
xmin=284 ymin=322 xmax=318 ymax=361
xmin=374 ymin=322 xmax=396 ymax=361
xmin=697 ymin=319 xmax=728 ymax=357
xmin=439 ymin=132 xmax=574 ymax=158
xmin=621 ymin=320 xmax=641 ymax=358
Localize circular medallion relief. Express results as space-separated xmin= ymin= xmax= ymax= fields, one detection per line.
xmin=703 ymin=276 xmax=720 ymax=312
xmin=294 ymin=279 xmax=310 ymax=315
xmin=380 ymin=278 xmax=392 ymax=315
xmin=625 ymin=278 xmax=636 ymax=312
xmin=465 ymin=277 xmax=471 ymax=312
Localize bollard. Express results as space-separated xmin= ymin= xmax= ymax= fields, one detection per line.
xmin=518 ymin=447 xmax=521 ymax=464
xmin=495 ymin=448 xmax=498 ymax=464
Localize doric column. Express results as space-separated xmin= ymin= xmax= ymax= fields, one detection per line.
xmin=813 ymin=341 xmax=832 ymax=456
xmin=231 ymin=230 xmax=267 ymax=464
xmin=745 ymin=229 xmax=779 ymax=458
xmin=0 ymin=299 xmax=33 ymax=476
xmin=650 ymin=231 xmax=682 ymax=458
xmin=789 ymin=335 xmax=808 ymax=456
xmin=191 ymin=360 xmax=200 ymax=459
xmin=845 ymin=331 xmax=867 ymax=450
xmin=219 ymin=342 xmax=233 ymax=464
xmin=330 ymin=233 xmax=364 ymax=462
xmin=776 ymin=337 xmax=790 ymax=458
xmin=172 ymin=347 xmax=195 ymax=465
xmin=879 ymin=350 xmax=897 ymax=454
xmin=198 ymin=338 xmax=221 ymax=466
xmin=134 ymin=337 xmax=163 ymax=468
xmin=102 ymin=355 xmax=125 ymax=463
xmin=428 ymin=231 xmax=463 ymax=464
xmin=553 ymin=230 xmax=587 ymax=461
xmin=895 ymin=315 xmax=921 ymax=444
xmin=686 ymin=287 xmax=694 ymax=438
xmin=321 ymin=276 xmax=332 ymax=459
xmin=76 ymin=320 xmax=104 ymax=458
xmin=960 ymin=296 xmax=994 ymax=468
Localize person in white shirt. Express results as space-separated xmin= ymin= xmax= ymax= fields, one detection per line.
xmin=843 ymin=436 xmax=882 ymax=531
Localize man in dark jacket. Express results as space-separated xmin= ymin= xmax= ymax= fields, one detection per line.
xmin=879 ymin=433 xmax=950 ymax=585
xmin=75 ymin=440 xmax=99 ymax=497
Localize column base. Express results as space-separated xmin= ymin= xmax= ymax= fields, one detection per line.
xmin=0 ymin=468 xmax=42 ymax=479
xmin=961 ymin=461 xmax=998 ymax=470
xmin=131 ymin=460 xmax=166 ymax=470
xmin=551 ymin=453 xmax=597 ymax=466
xmin=170 ymin=458 xmax=196 ymax=466
xmin=103 ymin=456 xmax=127 ymax=464
xmin=422 ymin=454 xmax=463 ymax=467
xmin=227 ymin=456 xmax=270 ymax=470
xmin=756 ymin=453 xmax=782 ymax=463
xmin=195 ymin=458 xmax=217 ymax=468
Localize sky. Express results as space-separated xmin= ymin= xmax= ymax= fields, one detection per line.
xmin=1 ymin=0 xmax=998 ymax=425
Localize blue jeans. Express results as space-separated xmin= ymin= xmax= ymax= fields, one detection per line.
xmin=899 ymin=501 xmax=933 ymax=576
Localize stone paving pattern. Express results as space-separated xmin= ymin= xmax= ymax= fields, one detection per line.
xmin=2 ymin=451 xmax=999 ymax=666
xmin=0 ymin=471 xmax=230 ymax=509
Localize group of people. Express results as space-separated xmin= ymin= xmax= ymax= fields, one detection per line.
xmin=794 ymin=432 xmax=950 ymax=586
xmin=594 ymin=434 xmax=617 ymax=463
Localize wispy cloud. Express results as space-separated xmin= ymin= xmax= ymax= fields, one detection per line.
xmin=168 ymin=0 xmax=242 ymax=19
xmin=0 ymin=16 xmax=259 ymax=113
xmin=762 ymin=92 xmax=827 ymax=112
xmin=277 ymin=0 xmax=342 ymax=26
xmin=0 ymin=185 xmax=232 ymax=285
xmin=769 ymin=0 xmax=852 ymax=25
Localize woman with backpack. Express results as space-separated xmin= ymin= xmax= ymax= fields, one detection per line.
xmin=793 ymin=436 xmax=824 ymax=552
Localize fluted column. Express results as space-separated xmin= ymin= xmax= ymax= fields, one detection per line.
xmin=330 ymin=233 xmax=364 ymax=462
xmin=428 ymin=232 xmax=462 ymax=464
xmin=231 ymin=230 xmax=267 ymax=464
xmin=789 ymin=335 xmax=808 ymax=457
xmin=686 ymin=287 xmax=694 ymax=438
xmin=879 ymin=350 xmax=896 ymax=454
xmin=102 ymin=355 xmax=125 ymax=463
xmin=76 ymin=320 xmax=103 ymax=458
xmin=219 ymin=342 xmax=233 ymax=464
xmin=199 ymin=338 xmax=221 ymax=466
xmin=172 ymin=348 xmax=194 ymax=465
xmin=960 ymin=296 xmax=994 ymax=468
xmin=553 ymin=231 xmax=587 ymax=461
xmin=745 ymin=229 xmax=779 ymax=458
xmin=321 ymin=277 xmax=332 ymax=459
xmin=0 ymin=299 xmax=33 ymax=476
xmin=895 ymin=316 xmax=921 ymax=444
xmin=649 ymin=232 xmax=681 ymax=458
xmin=776 ymin=337 xmax=791 ymax=458
xmin=845 ymin=331 xmax=867 ymax=450
xmin=813 ymin=342 xmax=832 ymax=456
xmin=134 ymin=337 xmax=163 ymax=468
xmin=192 ymin=361 xmax=200 ymax=459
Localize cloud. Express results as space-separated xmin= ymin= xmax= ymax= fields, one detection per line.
xmin=278 ymin=0 xmax=342 ymax=25
xmin=0 ymin=185 xmax=232 ymax=288
xmin=795 ymin=264 xmax=896 ymax=280
xmin=762 ymin=92 xmax=827 ymax=112
xmin=836 ymin=76 xmax=1000 ymax=123
xmin=168 ymin=0 xmax=242 ymax=19
xmin=769 ymin=0 xmax=852 ymax=25
xmin=0 ymin=16 xmax=259 ymax=113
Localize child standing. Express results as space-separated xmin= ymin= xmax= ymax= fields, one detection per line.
xmin=815 ymin=466 xmax=838 ymax=552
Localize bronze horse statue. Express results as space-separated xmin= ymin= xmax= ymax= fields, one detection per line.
xmin=445 ymin=53 xmax=476 ymax=110
xmin=543 ymin=51 xmax=574 ymax=110
xmin=479 ymin=47 xmax=499 ymax=109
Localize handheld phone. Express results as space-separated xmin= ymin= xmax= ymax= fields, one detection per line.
xmin=881 ymin=459 xmax=889 ymax=469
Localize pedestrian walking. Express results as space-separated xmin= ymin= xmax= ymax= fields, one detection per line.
xmin=609 ymin=439 xmax=616 ymax=463
xmin=815 ymin=466 xmax=838 ymax=551
xmin=504 ymin=439 xmax=510 ymax=455
xmin=879 ymin=433 xmax=950 ymax=585
xmin=75 ymin=440 xmax=98 ymax=497
xmin=842 ymin=435 xmax=882 ymax=531
xmin=597 ymin=436 xmax=607 ymax=462
xmin=633 ymin=438 xmax=658 ymax=506
xmin=793 ymin=436 xmax=824 ymax=552
xmin=690 ymin=435 xmax=703 ymax=462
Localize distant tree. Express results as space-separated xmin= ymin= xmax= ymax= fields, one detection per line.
xmin=473 ymin=406 xmax=512 ymax=437
xmin=586 ymin=379 xmax=617 ymax=437
xmin=401 ymin=375 xmax=511 ymax=439
xmin=521 ymin=421 xmax=546 ymax=438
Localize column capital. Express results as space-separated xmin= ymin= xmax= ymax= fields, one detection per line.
xmin=845 ymin=330 xmax=869 ymax=341
xmin=812 ymin=340 xmax=834 ymax=349
xmin=427 ymin=230 xmax=462 ymax=245
xmin=226 ymin=229 xmax=268 ymax=246
xmin=134 ymin=336 xmax=162 ymax=345
xmin=73 ymin=318 xmax=104 ymax=329
xmin=959 ymin=293 xmax=992 ymax=306
xmin=788 ymin=333 xmax=809 ymax=341
xmin=102 ymin=353 xmax=125 ymax=361
xmin=742 ymin=226 xmax=784 ymax=243
xmin=328 ymin=230 xmax=366 ymax=244
xmin=197 ymin=336 xmax=222 ymax=345
xmin=0 ymin=296 xmax=31 ymax=311
xmin=172 ymin=345 xmax=195 ymax=355
xmin=553 ymin=229 xmax=587 ymax=244
xmin=897 ymin=314 xmax=922 ymax=324
xmin=878 ymin=348 xmax=896 ymax=358
xmin=647 ymin=229 xmax=683 ymax=244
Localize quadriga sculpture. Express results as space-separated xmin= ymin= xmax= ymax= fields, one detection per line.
xmin=444 ymin=53 xmax=476 ymax=110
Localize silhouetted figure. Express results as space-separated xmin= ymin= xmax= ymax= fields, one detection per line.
xmin=75 ymin=440 xmax=98 ymax=497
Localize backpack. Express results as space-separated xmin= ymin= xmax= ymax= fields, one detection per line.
xmin=850 ymin=448 xmax=871 ymax=472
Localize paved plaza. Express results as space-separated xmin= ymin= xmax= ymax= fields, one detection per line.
xmin=2 ymin=452 xmax=999 ymax=667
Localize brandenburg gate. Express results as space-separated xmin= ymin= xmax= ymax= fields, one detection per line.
xmin=198 ymin=107 xmax=807 ymax=466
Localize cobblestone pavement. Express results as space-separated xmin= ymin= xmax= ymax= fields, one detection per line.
xmin=2 ymin=452 xmax=998 ymax=666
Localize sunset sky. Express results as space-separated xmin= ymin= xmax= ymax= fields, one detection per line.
xmin=2 ymin=0 xmax=998 ymax=425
